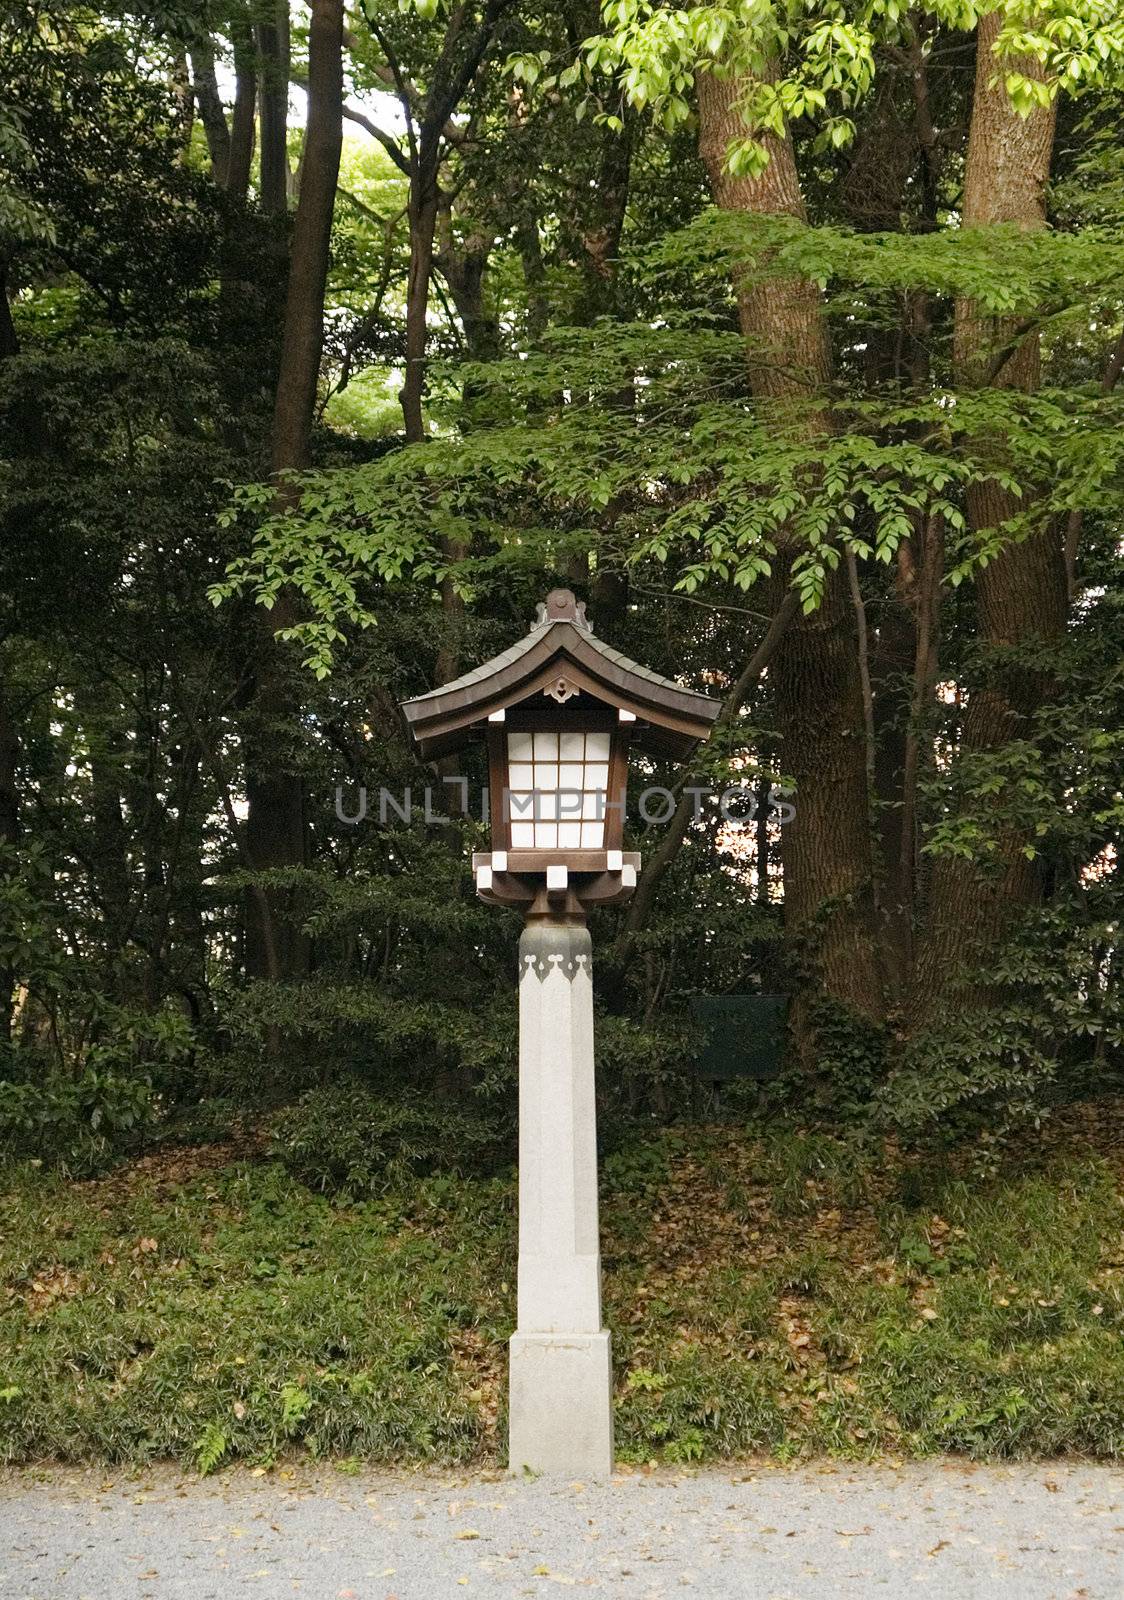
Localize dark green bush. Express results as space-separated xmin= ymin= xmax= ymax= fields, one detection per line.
xmin=875 ymin=898 xmax=1124 ymax=1148
xmin=270 ymin=1082 xmax=511 ymax=1195
xmin=0 ymin=1065 xmax=156 ymax=1176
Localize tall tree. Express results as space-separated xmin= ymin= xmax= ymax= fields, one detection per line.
xmin=256 ymin=0 xmax=290 ymax=216
xmin=915 ymin=10 xmax=1065 ymax=1008
xmin=354 ymin=0 xmax=513 ymax=680
xmin=696 ymin=64 xmax=885 ymax=1029
xmin=243 ymin=0 xmax=344 ymax=982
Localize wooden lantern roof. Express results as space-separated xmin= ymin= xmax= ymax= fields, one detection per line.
xmin=401 ymin=589 xmax=720 ymax=762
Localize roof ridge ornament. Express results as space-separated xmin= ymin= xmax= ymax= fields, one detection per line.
xmin=533 ymin=588 xmax=594 ymax=634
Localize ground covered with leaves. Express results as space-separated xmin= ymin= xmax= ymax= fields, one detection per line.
xmin=4 ymin=1106 xmax=1124 ymax=1471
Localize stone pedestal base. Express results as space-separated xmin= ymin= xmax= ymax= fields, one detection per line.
xmin=508 ymin=1330 xmax=613 ymax=1478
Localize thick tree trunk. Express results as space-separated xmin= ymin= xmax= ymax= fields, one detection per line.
xmin=436 ymin=206 xmax=500 ymax=362
xmin=915 ymin=12 xmax=1064 ymax=1006
xmin=697 ymin=74 xmax=831 ymax=398
xmin=256 ymin=2 xmax=290 ymax=216
xmin=244 ymin=0 xmax=343 ymax=985
xmin=697 ymin=69 xmax=884 ymax=1027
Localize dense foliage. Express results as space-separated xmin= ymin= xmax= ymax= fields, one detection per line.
xmin=0 ymin=0 xmax=1121 ymax=1182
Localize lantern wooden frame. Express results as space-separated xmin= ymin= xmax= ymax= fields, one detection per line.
xmin=401 ymin=589 xmax=720 ymax=909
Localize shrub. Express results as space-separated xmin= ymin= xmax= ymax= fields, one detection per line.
xmin=875 ymin=897 xmax=1124 ymax=1147
xmin=0 ymin=1066 xmax=156 ymax=1176
xmin=270 ymin=1083 xmax=511 ymax=1195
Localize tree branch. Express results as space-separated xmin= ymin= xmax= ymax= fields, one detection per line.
xmin=365 ymin=15 xmax=418 ymax=168
xmin=340 ymin=102 xmax=411 ymax=174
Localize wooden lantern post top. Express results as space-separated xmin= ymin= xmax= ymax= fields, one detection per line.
xmin=400 ymin=590 xmax=720 ymax=911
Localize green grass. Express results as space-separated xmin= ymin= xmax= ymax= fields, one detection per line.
xmin=4 ymin=1108 xmax=1124 ymax=1470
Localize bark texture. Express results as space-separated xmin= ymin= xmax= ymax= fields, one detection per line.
xmin=270 ymin=0 xmax=343 ymax=475
xmin=190 ymin=40 xmax=231 ymax=185
xmin=256 ymin=2 xmax=290 ymax=216
xmin=915 ymin=11 xmax=1065 ymax=1006
xmin=697 ymin=68 xmax=883 ymax=1024
xmin=227 ymin=15 xmax=257 ymax=202
xmin=244 ymin=0 xmax=343 ymax=984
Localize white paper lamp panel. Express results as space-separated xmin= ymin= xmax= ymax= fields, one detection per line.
xmin=585 ymin=763 xmax=609 ymax=790
xmin=558 ymin=821 xmax=582 ymax=848
xmin=511 ymin=821 xmax=535 ymax=847
xmin=507 ymin=732 xmax=533 ymax=762
xmin=559 ymin=762 xmax=584 ymax=788
xmin=586 ymin=732 xmax=612 ymax=760
xmin=580 ymin=821 xmax=605 ymax=847
xmin=559 ymin=731 xmax=585 ymax=760
xmin=532 ymin=731 xmax=558 ymax=759
xmin=509 ymin=762 xmax=534 ymax=790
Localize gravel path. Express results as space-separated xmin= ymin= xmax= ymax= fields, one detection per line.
xmin=3 ymin=1459 xmax=1122 ymax=1599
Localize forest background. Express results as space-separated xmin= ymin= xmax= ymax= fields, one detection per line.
xmin=1 ymin=0 xmax=1123 ymax=1469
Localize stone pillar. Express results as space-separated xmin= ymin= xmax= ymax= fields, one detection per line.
xmin=508 ymin=911 xmax=613 ymax=1477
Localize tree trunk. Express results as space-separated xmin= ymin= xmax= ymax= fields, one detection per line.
xmin=270 ymin=0 xmax=343 ymax=475
xmin=227 ymin=15 xmax=257 ymax=202
xmin=576 ymin=116 xmax=634 ymax=323
xmin=190 ymin=40 xmax=231 ymax=185
xmin=436 ymin=204 xmax=500 ymax=362
xmin=401 ymin=175 xmax=439 ymax=444
xmin=256 ymin=2 xmax=290 ymax=216
xmin=755 ymin=779 xmax=771 ymax=904
xmin=244 ymin=0 xmax=343 ymax=985
xmin=914 ymin=11 xmax=1064 ymax=1007
xmin=697 ymin=67 xmax=884 ymax=1028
